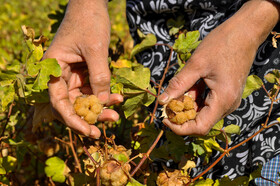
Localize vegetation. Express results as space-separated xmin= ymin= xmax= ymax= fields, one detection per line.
xmin=0 ymin=0 xmax=279 ymax=185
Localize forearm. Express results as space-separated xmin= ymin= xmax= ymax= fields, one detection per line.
xmin=228 ymin=0 xmax=280 ymax=48
xmin=56 ymin=0 xmax=110 ymax=38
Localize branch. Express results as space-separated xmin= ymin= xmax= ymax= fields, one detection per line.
xmin=260 ymin=176 xmax=280 ymax=185
xmin=68 ymin=129 xmax=82 ymax=173
xmin=75 ymin=133 xmax=98 ymax=166
xmin=0 ymin=103 xmax=14 ymax=138
xmin=131 ymin=129 xmax=164 ymax=176
xmin=151 ymin=44 xmax=174 ymax=123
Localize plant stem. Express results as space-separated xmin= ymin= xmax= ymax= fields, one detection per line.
xmin=151 ymin=44 xmax=174 ymax=123
xmin=0 ymin=103 xmax=14 ymax=138
xmin=68 ymin=129 xmax=82 ymax=173
xmin=131 ymin=129 xmax=164 ymax=176
xmin=75 ymin=133 xmax=98 ymax=165
xmin=260 ymin=176 xmax=280 ymax=185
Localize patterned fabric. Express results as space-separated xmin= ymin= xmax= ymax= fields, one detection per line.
xmin=255 ymin=155 xmax=280 ymax=186
xmin=126 ymin=0 xmax=280 ymax=183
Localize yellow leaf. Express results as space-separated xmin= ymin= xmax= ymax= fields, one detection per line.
xmin=111 ymin=59 xmax=132 ymax=68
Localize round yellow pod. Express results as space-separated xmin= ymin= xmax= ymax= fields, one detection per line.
xmin=183 ymin=95 xmax=195 ymax=110
xmin=74 ymin=95 xmax=103 ymax=124
xmin=167 ymin=99 xmax=184 ymax=112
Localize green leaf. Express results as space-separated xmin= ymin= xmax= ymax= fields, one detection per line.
xmin=0 ymin=165 xmax=6 ymax=174
xmin=113 ymin=153 xmax=129 ymax=163
xmin=164 ymin=131 xmax=187 ymax=161
xmin=45 ymin=156 xmax=68 ymax=183
xmin=197 ymin=137 xmax=222 ymax=153
xmin=208 ymin=119 xmax=224 ymax=136
xmin=224 ymin=124 xmax=240 ymax=135
xmin=138 ymin=124 xmax=159 ymax=153
xmin=193 ymin=178 xmax=214 ymax=186
xmin=242 ymin=75 xmax=263 ymax=99
xmin=264 ymin=70 xmax=280 ymax=84
xmin=0 ymin=71 xmax=17 ymax=86
xmin=191 ymin=142 xmax=205 ymax=156
xmin=115 ymin=64 xmax=151 ymax=90
xmin=123 ymin=94 xmax=145 ymax=118
xmin=131 ymin=34 xmax=157 ymax=58
xmin=32 ymin=58 xmax=62 ymax=90
xmin=249 ymin=164 xmax=262 ymax=181
xmin=0 ymin=156 xmax=17 ymax=174
xmin=115 ymin=64 xmax=155 ymax=118
xmin=167 ymin=16 xmax=185 ymax=36
xmin=126 ymin=178 xmax=145 ymax=186
xmin=173 ymin=31 xmax=201 ymax=54
xmin=0 ymin=175 xmax=9 ymax=185
xmin=217 ymin=132 xmax=232 ymax=144
xmin=1 ymin=84 xmax=15 ymax=111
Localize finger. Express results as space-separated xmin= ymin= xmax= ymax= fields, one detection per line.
xmin=98 ymin=109 xmax=119 ymax=122
xmin=158 ymin=61 xmax=201 ymax=105
xmin=105 ymin=94 xmax=123 ymax=106
xmin=49 ymin=76 xmax=101 ymax=138
xmin=83 ymin=38 xmax=111 ymax=104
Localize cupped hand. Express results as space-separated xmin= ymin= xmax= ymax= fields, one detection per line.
xmin=43 ymin=0 xmax=122 ymax=138
xmin=158 ymin=0 xmax=280 ymax=136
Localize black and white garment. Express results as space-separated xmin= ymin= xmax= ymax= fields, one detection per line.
xmin=126 ymin=0 xmax=280 ymax=183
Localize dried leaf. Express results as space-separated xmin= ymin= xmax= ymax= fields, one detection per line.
xmin=32 ymin=103 xmax=55 ymax=132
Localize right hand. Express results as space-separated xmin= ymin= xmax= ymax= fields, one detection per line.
xmin=43 ymin=0 xmax=122 ymax=138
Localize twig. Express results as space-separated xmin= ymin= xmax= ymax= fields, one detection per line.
xmin=151 ymin=44 xmax=174 ymax=123
xmin=260 ymin=176 xmax=280 ymax=185
xmin=0 ymin=103 xmax=14 ymax=137
xmin=68 ymin=129 xmax=82 ymax=173
xmin=145 ymin=88 xmax=158 ymax=98
xmin=75 ymin=133 xmax=98 ymax=165
xmin=96 ymin=167 xmax=101 ymax=186
xmin=131 ymin=129 xmax=164 ymax=176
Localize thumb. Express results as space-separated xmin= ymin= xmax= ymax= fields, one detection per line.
xmin=158 ymin=61 xmax=201 ymax=104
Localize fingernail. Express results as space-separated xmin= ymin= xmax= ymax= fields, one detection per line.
xmin=159 ymin=92 xmax=169 ymax=104
xmin=98 ymin=91 xmax=109 ymax=104
xmin=90 ymin=129 xmax=99 ymax=139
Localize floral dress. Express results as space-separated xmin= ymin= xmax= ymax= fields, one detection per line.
xmin=126 ymin=0 xmax=280 ymax=184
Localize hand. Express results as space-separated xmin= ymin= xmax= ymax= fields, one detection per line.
xmin=158 ymin=0 xmax=280 ymax=136
xmin=43 ymin=0 xmax=122 ymax=138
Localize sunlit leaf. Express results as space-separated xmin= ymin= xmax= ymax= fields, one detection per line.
xmin=45 ymin=156 xmax=69 ymax=183
xmin=208 ymin=119 xmax=224 ymax=136
xmin=173 ymin=31 xmax=201 ymax=54
xmin=111 ymin=59 xmax=132 ymax=68
xmin=131 ymin=34 xmax=157 ymax=58
xmin=264 ymin=70 xmax=280 ymax=84
xmin=0 ymin=156 xmax=17 ymax=174
xmin=242 ymin=75 xmax=263 ymax=99
xmin=1 ymin=84 xmax=15 ymax=111
xmin=115 ymin=64 xmax=156 ymax=118
xmin=32 ymin=58 xmax=62 ymax=90
xmin=224 ymin=124 xmax=240 ymax=135
xmin=126 ymin=178 xmax=144 ymax=186
xmin=193 ymin=178 xmax=214 ymax=186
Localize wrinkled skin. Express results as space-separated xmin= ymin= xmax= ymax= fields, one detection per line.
xmin=159 ymin=0 xmax=280 ymax=136
xmin=43 ymin=0 xmax=123 ymax=138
